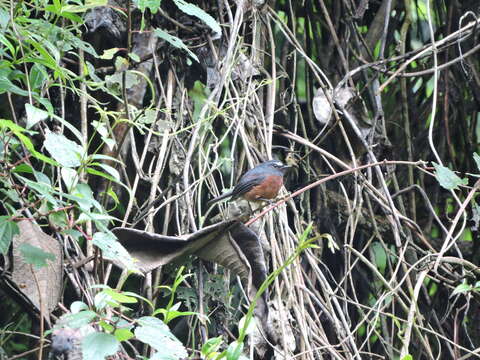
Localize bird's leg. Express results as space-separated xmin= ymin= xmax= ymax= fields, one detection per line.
xmin=258 ymin=198 xmax=275 ymax=205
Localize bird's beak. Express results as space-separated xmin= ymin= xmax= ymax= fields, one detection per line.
xmin=281 ymin=164 xmax=292 ymax=171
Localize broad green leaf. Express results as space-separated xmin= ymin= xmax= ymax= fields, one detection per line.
xmin=103 ymin=288 xmax=138 ymax=304
xmin=48 ymin=211 xmax=68 ymax=230
xmin=34 ymin=169 xmax=52 ymax=186
xmin=226 ymin=341 xmax=243 ymax=360
xmin=100 ymin=48 xmax=120 ymax=60
xmin=59 ymin=310 xmax=97 ymax=328
xmin=128 ymin=52 xmax=140 ymax=62
xmin=0 ymin=8 xmax=9 ymax=29
xmin=154 ymin=308 xmax=200 ymax=323
xmin=25 ymin=104 xmax=49 ymax=129
xmin=401 ymin=355 xmax=413 ymax=360
xmin=12 ymin=163 xmax=33 ymax=174
xmin=134 ymin=0 xmax=162 ymax=13
xmin=16 ymin=176 xmax=59 ymax=206
xmin=135 ymin=316 xmax=187 ymax=359
xmin=0 ymin=120 xmax=55 ymax=164
xmin=92 ymin=232 xmax=139 ymax=273
xmin=114 ymin=328 xmax=134 ymax=342
xmin=201 ymin=336 xmax=223 ymax=356
xmin=29 ymin=64 xmax=48 ymax=89
xmin=70 ymin=301 xmax=89 ymax=313
xmin=114 ymin=56 xmax=128 ymax=71
xmin=44 ymin=132 xmax=84 ymax=168
xmin=432 ymin=162 xmax=468 ymax=190
xmin=371 ymin=242 xmax=387 ymax=273
xmin=0 ymin=76 xmax=29 ymax=96
xmin=99 ymin=320 xmax=114 ymax=332
xmin=153 ymin=28 xmax=198 ymax=62
xmin=93 ymin=163 xmax=120 ymax=182
xmin=452 ymin=283 xmax=472 ymax=296
xmin=18 ymin=243 xmax=56 ymax=268
xmin=94 ymin=291 xmax=119 ymax=310
xmin=61 ymin=167 xmax=79 ymax=191
xmin=0 ymin=216 xmax=19 ymax=255
xmin=238 ymin=316 xmax=256 ymax=336
xmin=86 ymin=167 xmax=118 ymax=183
xmin=172 ymin=0 xmax=221 ymax=35
xmin=82 ymin=332 xmax=119 ymax=360
xmin=71 ymin=183 xmax=102 ymax=212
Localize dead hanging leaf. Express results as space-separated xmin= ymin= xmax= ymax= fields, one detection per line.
xmin=312 ymin=86 xmax=373 ymax=141
xmin=10 ymin=220 xmax=62 ymax=317
xmin=312 ymin=87 xmax=333 ymax=125
xmin=111 ymin=220 xmax=268 ymax=284
xmin=112 ymin=220 xmax=237 ymax=273
xmin=112 ymin=220 xmax=273 ymax=342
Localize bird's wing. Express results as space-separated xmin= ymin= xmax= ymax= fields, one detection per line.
xmin=230 ymin=173 xmax=267 ymax=200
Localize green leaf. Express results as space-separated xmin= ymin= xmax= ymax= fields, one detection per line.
xmin=0 ymin=8 xmax=9 ymax=29
xmin=201 ymin=336 xmax=223 ymax=356
xmin=18 ymin=243 xmax=56 ymax=268
xmin=29 ymin=64 xmax=48 ymax=90
xmin=63 ymin=0 xmax=108 ymax=12
xmin=172 ymin=0 xmax=221 ymax=35
xmin=44 ymin=132 xmax=84 ymax=168
xmin=94 ymin=291 xmax=119 ymax=310
xmin=70 ymin=301 xmax=88 ymax=313
xmin=16 ymin=176 xmax=59 ymax=207
xmin=93 ymin=163 xmax=120 ymax=182
xmin=25 ymin=104 xmax=49 ymax=129
xmin=0 ymin=120 xmax=55 ymax=164
xmin=60 ymin=310 xmax=97 ymax=328
xmin=226 ymin=341 xmax=243 ymax=360
xmin=371 ymin=242 xmax=387 ymax=273
xmin=103 ymin=288 xmax=138 ymax=304
xmin=432 ymin=162 xmax=468 ymax=190
xmin=238 ymin=316 xmax=256 ymax=336
xmin=114 ymin=328 xmax=134 ymax=342
xmin=452 ymin=283 xmax=472 ymax=296
xmin=82 ymin=332 xmax=119 ymax=360
xmin=0 ymin=76 xmax=29 ymax=96
xmin=401 ymin=355 xmax=413 ymax=360
xmin=134 ymin=0 xmax=162 ymax=13
xmin=0 ymin=34 xmax=15 ymax=56
xmin=135 ymin=316 xmax=187 ymax=359
xmin=12 ymin=163 xmax=33 ymax=174
xmin=99 ymin=320 xmax=115 ymax=332
xmin=48 ymin=211 xmax=68 ymax=230
xmin=92 ymin=232 xmax=139 ymax=273
xmin=100 ymin=48 xmax=121 ymax=60
xmin=0 ymin=216 xmax=19 ymax=255
xmin=61 ymin=167 xmax=79 ymax=191
xmin=128 ymin=52 xmax=140 ymax=62
xmin=153 ymin=308 xmax=200 ymax=323
xmin=153 ymin=28 xmax=198 ymax=62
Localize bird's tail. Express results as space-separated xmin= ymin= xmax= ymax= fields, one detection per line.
xmin=207 ymin=190 xmax=233 ymax=207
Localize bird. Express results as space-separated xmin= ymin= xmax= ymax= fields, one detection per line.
xmin=207 ymin=160 xmax=290 ymax=206
xmin=49 ymin=315 xmax=95 ymax=360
